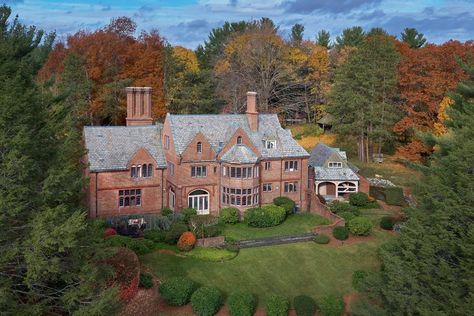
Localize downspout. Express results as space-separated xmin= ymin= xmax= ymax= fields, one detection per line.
xmin=279 ymin=160 xmax=282 ymax=197
xmin=95 ymin=173 xmax=98 ymax=218
xmin=161 ymin=168 xmax=164 ymax=209
xmin=300 ymin=158 xmax=303 ymax=211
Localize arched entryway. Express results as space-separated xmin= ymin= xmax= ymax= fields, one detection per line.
xmin=188 ymin=189 xmax=210 ymax=214
xmin=337 ymin=182 xmax=357 ymax=195
xmin=318 ymin=182 xmax=336 ymax=196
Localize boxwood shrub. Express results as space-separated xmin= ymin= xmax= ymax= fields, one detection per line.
xmin=161 ymin=207 xmax=173 ymax=216
xmin=104 ymin=235 xmax=154 ymax=255
xmin=380 ymin=216 xmax=395 ymax=230
xmin=159 ymin=277 xmax=195 ymax=306
xmin=319 ymin=295 xmax=344 ymax=316
xmin=220 ymin=207 xmax=240 ymax=224
xmin=265 ymin=295 xmax=289 ymax=316
xmin=181 ymin=207 xmax=197 ymax=223
xmin=329 ymin=201 xmax=357 ymax=214
xmin=191 ymin=286 xmax=222 ymax=316
xmin=313 ymin=234 xmax=330 ymax=244
xmin=349 ymin=192 xmax=369 ymax=207
xmin=294 ymin=295 xmax=317 ymax=316
xmin=340 ymin=211 xmax=357 ymax=222
xmin=144 ymin=229 xmax=166 ymax=243
xmin=228 ymin=291 xmax=256 ymax=316
xmin=244 ymin=205 xmax=286 ymax=228
xmin=347 ymin=217 xmax=373 ymax=236
xmin=332 ymin=226 xmax=349 ymax=241
xmin=165 ymin=223 xmax=188 ymax=244
xmin=139 ymin=272 xmax=153 ymax=289
xmin=273 ymin=197 xmax=296 ymax=214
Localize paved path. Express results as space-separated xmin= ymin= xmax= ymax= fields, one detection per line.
xmin=237 ymin=233 xmax=314 ymax=248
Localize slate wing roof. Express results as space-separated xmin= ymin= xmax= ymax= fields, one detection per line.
xmin=309 ymin=143 xmax=334 ymax=167
xmin=83 ymin=124 xmax=166 ymax=172
xmin=315 ymin=166 xmax=359 ymax=181
xmin=221 ymin=144 xmax=258 ymax=164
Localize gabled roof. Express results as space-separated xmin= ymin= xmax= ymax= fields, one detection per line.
xmin=317 ymin=113 xmax=334 ymax=126
xmin=221 ymin=144 xmax=258 ymax=164
xmin=83 ymin=124 xmax=166 ymax=172
xmin=167 ymin=113 xmax=309 ymax=160
xmin=310 ymin=143 xmax=359 ymax=181
xmin=309 ymin=143 xmax=335 ymax=167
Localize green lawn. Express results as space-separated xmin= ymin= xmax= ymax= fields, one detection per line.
xmin=354 ymin=160 xmax=421 ymax=188
xmin=142 ymin=230 xmax=394 ymax=306
xmin=221 ymin=213 xmax=331 ymax=241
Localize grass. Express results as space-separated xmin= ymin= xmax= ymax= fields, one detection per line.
xmin=221 ymin=213 xmax=331 ymax=241
xmin=184 ymin=247 xmax=237 ymax=261
xmin=354 ymin=158 xmax=421 ymax=188
xmin=142 ymin=230 xmax=394 ymax=306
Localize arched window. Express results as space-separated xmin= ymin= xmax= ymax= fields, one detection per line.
xmin=131 ymin=165 xmax=137 ymax=178
xmin=137 ymin=165 xmax=141 ymax=178
xmin=237 ymin=136 xmax=242 ymax=144
xmin=142 ymin=164 xmax=147 ymax=177
xmin=147 ymin=164 xmax=153 ymax=177
xmin=188 ymin=189 xmax=209 ymax=214
xmin=197 ymin=142 xmax=202 ymax=153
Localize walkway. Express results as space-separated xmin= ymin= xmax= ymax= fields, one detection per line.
xmin=237 ymin=233 xmax=314 ymax=248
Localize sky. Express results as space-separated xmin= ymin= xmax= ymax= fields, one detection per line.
xmin=4 ymin=0 xmax=474 ymax=48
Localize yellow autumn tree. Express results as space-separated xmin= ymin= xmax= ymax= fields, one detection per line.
xmin=433 ymin=96 xmax=454 ymax=135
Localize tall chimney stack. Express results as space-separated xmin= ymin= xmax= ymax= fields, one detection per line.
xmin=246 ymin=91 xmax=258 ymax=132
xmin=126 ymin=87 xmax=153 ymax=126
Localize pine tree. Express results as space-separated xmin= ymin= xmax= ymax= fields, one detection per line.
xmin=335 ymin=26 xmax=365 ymax=49
xmin=290 ymin=23 xmax=304 ymax=45
xmin=316 ymin=29 xmax=331 ymax=49
xmin=401 ymin=27 xmax=427 ymax=48
xmin=367 ymin=57 xmax=474 ymax=315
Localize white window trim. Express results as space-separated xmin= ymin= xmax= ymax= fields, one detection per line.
xmin=328 ymin=162 xmax=343 ymax=168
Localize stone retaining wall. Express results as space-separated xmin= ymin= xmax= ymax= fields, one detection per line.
xmin=196 ymin=236 xmax=225 ymax=247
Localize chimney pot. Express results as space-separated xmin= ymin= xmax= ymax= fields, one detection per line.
xmin=126 ymin=87 xmax=153 ymax=126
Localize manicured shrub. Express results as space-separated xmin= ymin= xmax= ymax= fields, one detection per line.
xmin=244 ymin=205 xmax=286 ymax=228
xmin=220 ymin=207 xmax=240 ymax=224
xmin=313 ymin=234 xmax=330 ymax=244
xmin=384 ymin=186 xmax=405 ymax=206
xmin=380 ymin=216 xmax=395 ymax=230
xmin=161 ymin=207 xmax=173 ymax=216
xmin=228 ymin=291 xmax=256 ymax=316
xmin=265 ymin=295 xmax=289 ymax=316
xmin=165 ymin=223 xmax=188 ymax=244
xmin=352 ymin=270 xmax=368 ymax=291
xmin=139 ymin=272 xmax=153 ymax=289
xmin=273 ymin=197 xmax=296 ymax=214
xmin=144 ymin=229 xmax=166 ymax=243
xmin=159 ymin=277 xmax=195 ymax=306
xmin=340 ymin=211 xmax=357 ymax=222
xmin=294 ymin=295 xmax=317 ymax=316
xmin=190 ymin=215 xmax=220 ymax=238
xmin=349 ymin=192 xmax=369 ymax=207
xmin=319 ymin=295 xmax=344 ymax=316
xmin=181 ymin=208 xmax=197 ymax=223
xmin=332 ymin=226 xmax=349 ymax=241
xmin=104 ymin=235 xmax=153 ymax=255
xmin=191 ymin=286 xmax=222 ymax=316
xmin=104 ymin=227 xmax=117 ymax=238
xmin=329 ymin=201 xmax=357 ymax=214
xmin=177 ymin=231 xmax=197 ymax=251
xmin=347 ymin=217 xmax=373 ymax=236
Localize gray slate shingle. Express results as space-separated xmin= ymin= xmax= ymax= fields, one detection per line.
xmin=83 ymin=124 xmax=166 ymax=172
xmin=221 ymin=144 xmax=258 ymax=164
xmin=310 ymin=143 xmax=359 ymax=181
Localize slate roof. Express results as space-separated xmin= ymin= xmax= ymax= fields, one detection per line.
xmin=310 ymin=143 xmax=359 ymax=181
xmin=314 ymin=166 xmax=359 ymax=181
xmin=221 ymin=144 xmax=259 ymax=164
xmin=83 ymin=124 xmax=166 ymax=172
xmin=167 ymin=113 xmax=309 ymax=159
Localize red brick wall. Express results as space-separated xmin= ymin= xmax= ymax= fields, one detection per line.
xmin=359 ymin=174 xmax=370 ymax=194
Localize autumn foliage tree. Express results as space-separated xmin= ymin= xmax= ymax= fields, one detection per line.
xmin=39 ymin=17 xmax=165 ymax=125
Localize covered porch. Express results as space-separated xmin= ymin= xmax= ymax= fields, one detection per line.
xmin=316 ymin=181 xmax=358 ymax=202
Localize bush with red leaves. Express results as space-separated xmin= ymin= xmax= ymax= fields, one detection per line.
xmin=177 ymin=231 xmax=197 ymax=251
xmin=104 ymin=227 xmax=117 ymax=238
xmin=106 ymin=247 xmax=140 ymax=302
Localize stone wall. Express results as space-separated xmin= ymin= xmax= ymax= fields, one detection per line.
xmin=196 ymin=236 xmax=225 ymax=247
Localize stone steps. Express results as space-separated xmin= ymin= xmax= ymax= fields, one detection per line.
xmin=237 ymin=233 xmax=314 ymax=248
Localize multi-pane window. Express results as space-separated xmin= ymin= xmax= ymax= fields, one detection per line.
xmin=229 ymin=166 xmax=252 ymax=178
xmin=164 ymin=135 xmax=170 ymax=149
xmin=263 ymin=183 xmax=272 ymax=192
xmin=167 ymin=161 xmax=175 ymax=176
xmin=197 ymin=142 xmax=202 ymax=153
xmin=328 ymin=162 xmax=342 ymax=168
xmin=264 ymin=161 xmax=271 ymax=170
xmin=131 ymin=164 xmax=153 ymax=178
xmin=237 ymin=136 xmax=242 ymax=144
xmin=262 ymin=140 xmax=276 ymax=149
xmin=284 ymin=160 xmax=298 ymax=172
xmin=284 ymin=182 xmax=298 ymax=193
xmin=191 ymin=165 xmax=207 ymax=177
xmin=119 ymin=189 xmax=141 ymax=207
xmin=222 ymin=186 xmax=259 ymax=207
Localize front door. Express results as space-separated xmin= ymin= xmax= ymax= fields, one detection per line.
xmin=188 ymin=189 xmax=210 ymax=214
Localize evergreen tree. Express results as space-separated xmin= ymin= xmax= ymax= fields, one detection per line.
xmin=367 ymin=58 xmax=474 ymax=315
xmin=401 ymin=27 xmax=427 ymax=48
xmin=329 ymin=35 xmax=400 ymax=162
xmin=335 ymin=26 xmax=365 ymax=49
xmin=367 ymin=27 xmax=389 ymax=37
xmin=290 ymin=23 xmax=304 ymax=45
xmin=316 ymin=29 xmax=331 ymax=49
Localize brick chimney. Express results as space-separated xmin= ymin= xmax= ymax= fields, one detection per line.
xmin=126 ymin=87 xmax=153 ymax=126
xmin=246 ymin=91 xmax=258 ymax=132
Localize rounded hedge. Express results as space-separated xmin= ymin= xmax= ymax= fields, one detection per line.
xmin=161 ymin=207 xmax=173 ymax=216
xmin=191 ymin=286 xmax=222 ymax=316
xmin=228 ymin=291 xmax=256 ymax=316
xmin=244 ymin=205 xmax=286 ymax=228
xmin=165 ymin=223 xmax=188 ymax=244
xmin=265 ymin=295 xmax=289 ymax=316
xmin=144 ymin=229 xmax=166 ymax=243
xmin=380 ymin=216 xmax=395 ymax=230
xmin=177 ymin=231 xmax=197 ymax=251
xmin=313 ymin=234 xmax=330 ymax=244
xmin=319 ymin=295 xmax=344 ymax=316
xmin=332 ymin=226 xmax=349 ymax=241
xmin=340 ymin=211 xmax=357 ymax=222
xmin=349 ymin=192 xmax=369 ymax=207
xmin=294 ymin=295 xmax=317 ymax=316
xmin=220 ymin=207 xmax=240 ymax=224
xmin=273 ymin=197 xmax=296 ymax=215
xmin=347 ymin=217 xmax=373 ymax=236
xmin=159 ymin=277 xmax=195 ymax=306
xmin=329 ymin=201 xmax=357 ymax=214
xmin=139 ymin=272 xmax=153 ymax=289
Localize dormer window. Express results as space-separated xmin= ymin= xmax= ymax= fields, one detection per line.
xmin=237 ymin=136 xmax=242 ymax=145
xmin=197 ymin=142 xmax=202 ymax=153
xmin=328 ymin=162 xmax=342 ymax=168
xmin=263 ymin=140 xmax=276 ymax=149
